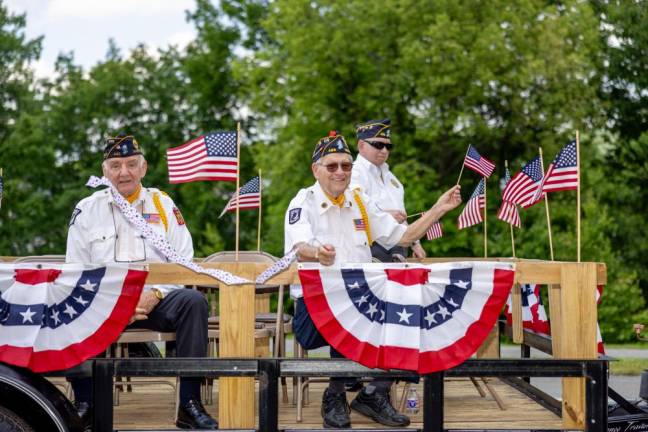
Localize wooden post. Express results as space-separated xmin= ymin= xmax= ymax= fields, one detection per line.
xmin=558 ymin=262 xmax=598 ymax=429
xmin=218 ymin=282 xmax=255 ymax=428
xmin=476 ymin=324 xmax=500 ymax=358
xmin=235 ymin=123 xmax=241 ymax=261
xmin=511 ymin=283 xmax=524 ymax=343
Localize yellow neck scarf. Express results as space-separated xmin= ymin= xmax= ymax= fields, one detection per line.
xmin=325 ymin=192 xmax=345 ymax=208
xmin=126 ymin=185 xmax=142 ymax=204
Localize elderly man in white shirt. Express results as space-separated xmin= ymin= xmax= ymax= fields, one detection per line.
xmin=351 ymin=118 xmax=427 ymax=261
xmin=285 ymin=130 xmax=461 ymax=428
xmin=66 ymin=133 xmax=217 ymax=430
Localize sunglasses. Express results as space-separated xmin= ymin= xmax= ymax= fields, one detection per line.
xmin=365 ymin=140 xmax=393 ymax=151
xmin=320 ymin=162 xmax=353 ymax=173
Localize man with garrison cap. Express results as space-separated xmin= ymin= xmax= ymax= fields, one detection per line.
xmin=66 ymin=134 xmax=218 ymax=430
xmin=351 ymin=118 xmax=427 ymax=261
xmin=285 ymin=131 xmax=461 ymax=428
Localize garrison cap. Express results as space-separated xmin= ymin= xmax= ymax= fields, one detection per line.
xmin=355 ymin=118 xmax=391 ymax=140
xmin=312 ymin=130 xmax=352 ymax=163
xmin=103 ymin=133 xmax=143 ymax=160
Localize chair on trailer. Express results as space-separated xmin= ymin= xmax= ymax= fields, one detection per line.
xmin=200 ymin=251 xmax=293 ymax=403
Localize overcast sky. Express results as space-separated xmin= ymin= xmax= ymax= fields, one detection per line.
xmin=6 ymin=0 xmax=198 ymax=77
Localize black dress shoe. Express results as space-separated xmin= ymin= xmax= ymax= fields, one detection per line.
xmin=74 ymin=401 xmax=91 ymax=431
xmin=176 ymin=398 xmax=218 ymax=430
xmin=321 ymin=388 xmax=350 ymax=428
xmin=350 ymin=387 xmax=410 ymax=427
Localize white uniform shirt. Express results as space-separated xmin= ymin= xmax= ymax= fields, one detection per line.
xmin=350 ymin=154 xmax=405 ymax=213
xmin=284 ymin=182 xmax=407 ymax=298
xmin=66 ymin=186 xmax=193 ymax=296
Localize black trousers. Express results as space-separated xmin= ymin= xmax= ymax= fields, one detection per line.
xmin=71 ymin=288 xmax=208 ymax=405
xmin=370 ymin=243 xmax=408 ymax=262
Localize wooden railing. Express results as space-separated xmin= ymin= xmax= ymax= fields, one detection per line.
xmin=4 ymin=257 xmax=606 ymax=429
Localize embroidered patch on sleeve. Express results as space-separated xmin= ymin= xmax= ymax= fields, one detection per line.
xmin=172 ymin=207 xmax=185 ymax=225
xmin=289 ymin=208 xmax=301 ymax=225
xmin=69 ymin=208 xmax=82 ymax=226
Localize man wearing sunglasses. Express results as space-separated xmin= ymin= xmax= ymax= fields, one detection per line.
xmin=351 ymin=118 xmax=427 ymax=262
xmin=285 ymin=131 xmax=461 ymax=428
xmin=66 ymin=133 xmax=218 ymax=430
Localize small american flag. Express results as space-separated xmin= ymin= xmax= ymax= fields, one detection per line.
xmin=496 ymin=167 xmax=521 ymax=228
xmin=464 ymin=145 xmax=496 ymax=178
xmin=353 ymin=218 xmax=366 ymax=231
xmin=458 ymin=178 xmax=485 ymax=229
xmin=426 ymin=221 xmax=443 ymax=240
xmin=542 ymin=140 xmax=579 ymax=193
xmin=219 ymin=176 xmax=261 ymax=218
xmin=167 ymin=131 xmax=238 ymax=184
xmin=502 ymin=156 xmax=544 ymax=208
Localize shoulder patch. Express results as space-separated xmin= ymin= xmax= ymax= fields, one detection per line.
xmin=288 ymin=208 xmax=302 ymax=225
xmin=69 ymin=208 xmax=82 ymax=226
xmin=172 ymin=207 xmax=185 ymax=225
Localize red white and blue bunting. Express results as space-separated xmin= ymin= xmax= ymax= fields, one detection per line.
xmin=0 ymin=263 xmax=146 ymax=372
xmin=299 ymin=261 xmax=515 ymax=374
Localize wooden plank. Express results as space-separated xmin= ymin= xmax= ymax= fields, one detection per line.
xmin=558 ymin=263 xmax=598 ymax=430
xmin=218 ymin=283 xmax=255 ymax=428
xmin=476 ymin=325 xmax=500 ymax=358
xmin=548 ymin=284 xmax=562 ymax=357
xmin=255 ymin=293 xmax=271 ymax=357
xmin=511 ymin=284 xmax=523 ymax=343
xmin=143 ymin=260 xmax=606 ymax=287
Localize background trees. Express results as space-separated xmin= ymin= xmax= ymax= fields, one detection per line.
xmin=0 ymin=0 xmax=645 ymax=341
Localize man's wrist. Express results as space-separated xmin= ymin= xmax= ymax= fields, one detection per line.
xmin=150 ymin=288 xmax=165 ymax=300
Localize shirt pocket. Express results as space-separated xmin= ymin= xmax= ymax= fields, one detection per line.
xmin=88 ymin=227 xmax=116 ymax=263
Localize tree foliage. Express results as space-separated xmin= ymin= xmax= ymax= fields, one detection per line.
xmin=0 ymin=0 xmax=646 ymax=341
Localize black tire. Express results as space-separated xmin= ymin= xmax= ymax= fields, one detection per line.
xmin=0 ymin=405 xmax=34 ymax=432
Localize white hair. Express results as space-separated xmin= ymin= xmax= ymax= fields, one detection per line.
xmin=102 ymin=154 xmax=146 ymax=170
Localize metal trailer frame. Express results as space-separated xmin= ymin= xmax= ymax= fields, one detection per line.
xmin=80 ymin=357 xmax=608 ymax=432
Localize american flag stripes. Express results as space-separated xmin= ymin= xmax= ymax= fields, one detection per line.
xmin=426 ymin=221 xmax=443 ymax=240
xmin=219 ymin=176 xmax=261 ymax=217
xmin=497 ymin=166 xmax=521 ymax=228
xmin=458 ymin=178 xmax=485 ymax=229
xmin=501 ymin=156 xmax=544 ymax=208
xmin=464 ymin=145 xmax=496 ymax=178
xmin=542 ymin=140 xmax=579 ymax=193
xmin=167 ymin=131 xmax=238 ymax=183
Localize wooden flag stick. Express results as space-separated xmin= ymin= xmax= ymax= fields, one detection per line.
xmin=0 ymin=167 xmax=3 ymax=210
xmin=456 ymin=145 xmax=471 ymax=185
xmin=539 ymin=147 xmax=555 ymax=261
xmin=483 ymin=177 xmax=488 ymax=258
xmin=406 ymin=211 xmax=425 ymax=219
xmin=235 ymin=122 xmax=241 ymax=261
xmin=257 ymin=169 xmax=262 ymax=252
xmin=576 ymin=130 xmax=581 ymax=262
xmin=505 ymin=161 xmax=516 ymax=258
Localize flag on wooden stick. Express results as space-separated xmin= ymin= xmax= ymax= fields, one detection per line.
xmin=502 ymin=156 xmax=544 ymax=208
xmin=458 ymin=178 xmax=485 ymax=229
xmin=464 ymin=145 xmax=496 ymax=178
xmin=219 ymin=176 xmax=261 ymax=218
xmin=426 ymin=221 xmax=443 ymax=240
xmin=167 ymin=131 xmax=238 ymax=183
xmin=497 ymin=166 xmax=521 ymax=228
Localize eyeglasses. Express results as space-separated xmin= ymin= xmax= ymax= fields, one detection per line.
xmin=365 ymin=140 xmax=393 ymax=151
xmin=320 ymin=162 xmax=353 ymax=173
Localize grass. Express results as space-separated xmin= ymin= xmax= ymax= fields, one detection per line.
xmin=610 ymin=358 xmax=648 ymax=375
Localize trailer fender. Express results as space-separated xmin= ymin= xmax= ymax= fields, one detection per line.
xmin=0 ymin=363 xmax=82 ymax=432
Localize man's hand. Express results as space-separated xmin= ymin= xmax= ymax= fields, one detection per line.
xmin=412 ymin=242 xmax=427 ymax=259
xmin=129 ymin=291 xmax=159 ymax=324
xmin=317 ymin=244 xmax=336 ymax=266
xmin=433 ymin=185 xmax=462 ymax=215
xmin=386 ymin=209 xmax=407 ymax=224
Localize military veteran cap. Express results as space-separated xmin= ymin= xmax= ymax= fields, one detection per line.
xmin=103 ymin=133 xmax=143 ymax=160
xmin=312 ymin=130 xmax=352 ymax=163
xmin=355 ymin=118 xmax=391 ymax=140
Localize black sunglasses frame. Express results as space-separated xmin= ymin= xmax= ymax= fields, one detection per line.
xmin=365 ymin=140 xmax=393 ymax=151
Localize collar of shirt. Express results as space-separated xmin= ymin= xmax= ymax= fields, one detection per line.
xmin=313 ymin=182 xmax=353 ymax=215
xmin=106 ymin=184 xmax=147 ymax=206
xmin=356 ymin=154 xmax=390 ymax=182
